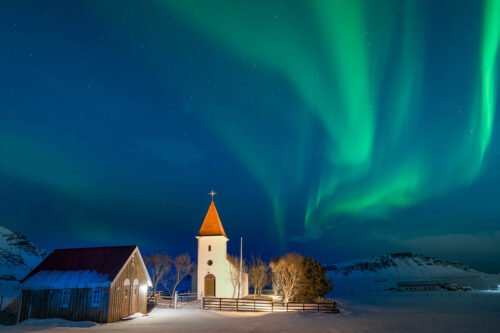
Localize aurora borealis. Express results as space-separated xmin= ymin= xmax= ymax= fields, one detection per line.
xmin=1 ymin=0 xmax=500 ymax=271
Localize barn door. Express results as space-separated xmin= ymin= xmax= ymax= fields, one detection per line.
xmin=131 ymin=279 xmax=139 ymax=313
xmin=204 ymin=274 xmax=216 ymax=297
xmin=122 ymin=279 xmax=131 ymax=317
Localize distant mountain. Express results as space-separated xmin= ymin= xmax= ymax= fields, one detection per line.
xmin=0 ymin=226 xmax=46 ymax=281
xmin=327 ymin=252 xmax=480 ymax=279
xmin=327 ymin=253 xmax=500 ymax=294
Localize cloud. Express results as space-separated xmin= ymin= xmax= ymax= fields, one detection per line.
xmin=395 ymin=231 xmax=500 ymax=259
xmin=289 ymin=225 xmax=325 ymax=243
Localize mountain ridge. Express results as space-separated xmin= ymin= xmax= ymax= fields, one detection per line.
xmin=326 ymin=252 xmax=500 ymax=294
xmin=326 ymin=252 xmax=481 ymax=279
xmin=0 ymin=226 xmax=47 ymax=281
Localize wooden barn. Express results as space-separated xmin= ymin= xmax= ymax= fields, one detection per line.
xmin=18 ymin=245 xmax=152 ymax=323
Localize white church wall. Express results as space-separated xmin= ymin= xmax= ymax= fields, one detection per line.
xmin=197 ymin=235 xmax=235 ymax=298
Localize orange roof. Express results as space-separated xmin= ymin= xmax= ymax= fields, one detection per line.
xmin=197 ymin=201 xmax=227 ymax=237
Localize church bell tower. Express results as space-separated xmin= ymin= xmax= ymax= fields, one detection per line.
xmin=196 ymin=190 xmax=228 ymax=298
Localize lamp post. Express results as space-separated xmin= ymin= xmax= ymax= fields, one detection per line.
xmin=238 ymin=237 xmax=243 ymax=298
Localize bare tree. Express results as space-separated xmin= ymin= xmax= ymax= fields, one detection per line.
xmin=269 ymin=253 xmax=305 ymax=303
xmin=145 ymin=254 xmax=171 ymax=304
xmin=227 ymin=254 xmax=247 ymax=298
xmin=170 ymin=253 xmax=194 ymax=296
xmin=248 ymin=256 xmax=269 ymax=297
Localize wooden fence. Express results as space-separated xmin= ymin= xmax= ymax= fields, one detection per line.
xmin=148 ymin=292 xmax=198 ymax=308
xmin=203 ymin=297 xmax=338 ymax=313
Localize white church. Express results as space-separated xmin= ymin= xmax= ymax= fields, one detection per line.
xmin=194 ymin=192 xmax=249 ymax=299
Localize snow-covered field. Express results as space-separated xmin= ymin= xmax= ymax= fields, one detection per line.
xmin=3 ymin=291 xmax=500 ymax=333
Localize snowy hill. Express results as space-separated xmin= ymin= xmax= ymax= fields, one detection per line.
xmin=0 ymin=226 xmax=46 ymax=281
xmin=0 ymin=226 xmax=46 ymax=310
xmin=327 ymin=253 xmax=500 ymax=295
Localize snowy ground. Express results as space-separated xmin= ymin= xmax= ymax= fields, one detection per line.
xmin=3 ymin=292 xmax=500 ymax=333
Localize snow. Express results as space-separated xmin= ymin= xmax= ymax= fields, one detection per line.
xmin=17 ymin=318 xmax=96 ymax=328
xmin=3 ymin=292 xmax=500 ymax=332
xmin=0 ymin=226 xmax=47 ymax=310
xmin=329 ymin=253 xmax=483 ymax=279
xmin=328 ymin=253 xmax=500 ymax=295
xmin=121 ymin=312 xmax=147 ymax=320
xmin=0 ymin=226 xmax=46 ymax=281
xmin=22 ymin=270 xmax=111 ymax=290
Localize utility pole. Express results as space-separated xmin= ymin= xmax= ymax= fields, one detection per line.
xmin=238 ymin=237 xmax=243 ymax=298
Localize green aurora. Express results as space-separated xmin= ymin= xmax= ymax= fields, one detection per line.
xmin=1 ymin=1 xmax=500 ymax=268
xmin=161 ymin=0 xmax=500 ymax=245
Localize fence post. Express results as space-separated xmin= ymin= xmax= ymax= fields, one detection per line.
xmin=253 ymin=298 xmax=256 ymax=312
xmin=286 ymin=302 xmax=288 ymax=312
xmin=236 ymin=298 xmax=239 ymax=312
xmin=303 ymin=302 xmax=305 ymax=312
xmin=174 ymin=291 xmax=178 ymax=309
xmin=219 ymin=298 xmax=222 ymax=311
xmin=271 ymin=301 xmax=273 ymax=312
xmin=318 ymin=303 xmax=320 ymax=312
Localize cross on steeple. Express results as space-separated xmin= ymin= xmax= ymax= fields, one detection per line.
xmin=208 ymin=189 xmax=217 ymax=201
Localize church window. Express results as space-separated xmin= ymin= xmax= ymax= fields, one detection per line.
xmin=208 ymin=245 xmax=211 ymax=251
xmin=207 ymin=260 xmax=213 ymax=266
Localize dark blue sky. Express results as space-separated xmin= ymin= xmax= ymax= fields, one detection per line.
xmin=1 ymin=0 xmax=499 ymax=272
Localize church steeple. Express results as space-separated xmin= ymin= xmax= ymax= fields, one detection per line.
xmin=197 ymin=191 xmax=227 ymax=238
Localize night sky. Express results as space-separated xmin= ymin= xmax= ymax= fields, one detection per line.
xmin=1 ymin=0 xmax=500 ymax=272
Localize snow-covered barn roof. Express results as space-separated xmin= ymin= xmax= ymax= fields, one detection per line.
xmin=21 ymin=245 xmax=151 ymax=290
xmin=22 ymin=270 xmax=111 ymax=290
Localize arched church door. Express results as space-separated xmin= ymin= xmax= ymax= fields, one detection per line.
xmin=204 ymin=274 xmax=216 ymax=297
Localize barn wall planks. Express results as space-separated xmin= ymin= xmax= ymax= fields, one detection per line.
xmin=20 ymin=288 xmax=110 ymax=323
xmin=108 ymin=250 xmax=149 ymax=322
